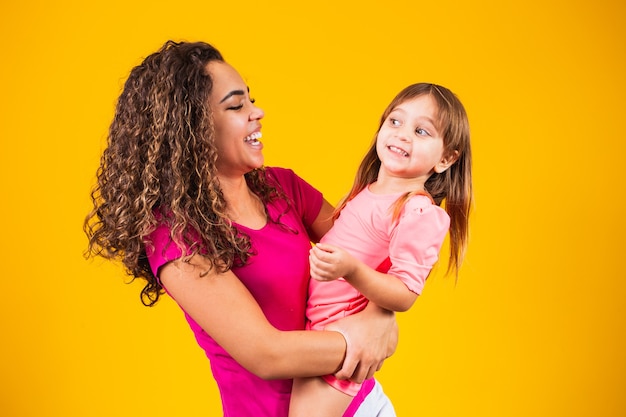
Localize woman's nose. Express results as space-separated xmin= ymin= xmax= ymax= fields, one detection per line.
xmin=250 ymin=104 xmax=264 ymax=121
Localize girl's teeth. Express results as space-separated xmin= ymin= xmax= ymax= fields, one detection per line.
xmin=389 ymin=146 xmax=408 ymax=157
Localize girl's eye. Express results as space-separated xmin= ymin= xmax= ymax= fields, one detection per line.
xmin=390 ymin=118 xmax=400 ymax=126
xmin=416 ymin=128 xmax=430 ymax=136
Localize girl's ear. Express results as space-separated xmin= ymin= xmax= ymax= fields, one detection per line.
xmin=434 ymin=150 xmax=460 ymax=174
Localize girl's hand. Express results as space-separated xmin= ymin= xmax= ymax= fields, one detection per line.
xmin=326 ymin=303 xmax=398 ymax=383
xmin=309 ymin=243 xmax=358 ymax=282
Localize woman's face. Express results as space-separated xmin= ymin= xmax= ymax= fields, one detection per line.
xmin=207 ymin=61 xmax=265 ymax=178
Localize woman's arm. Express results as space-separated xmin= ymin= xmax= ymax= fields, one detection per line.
xmin=310 ymin=243 xmax=418 ymax=312
xmin=160 ymin=255 xmax=346 ymax=380
xmin=162 ymin=256 xmax=397 ymax=382
xmin=307 ymin=198 xmax=335 ymax=243
xmin=160 ymin=197 xmax=397 ymax=382
xmin=328 ymin=302 xmax=397 ymax=381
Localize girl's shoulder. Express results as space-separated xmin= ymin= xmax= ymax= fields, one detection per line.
xmin=403 ymin=193 xmax=448 ymax=219
xmin=397 ymin=195 xmax=450 ymax=237
xmin=405 ymin=192 xmax=436 ymax=209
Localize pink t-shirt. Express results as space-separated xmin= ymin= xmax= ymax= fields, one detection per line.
xmin=146 ymin=167 xmax=322 ymax=417
xmin=307 ymin=187 xmax=450 ymax=395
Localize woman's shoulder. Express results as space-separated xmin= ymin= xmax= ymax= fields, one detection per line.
xmin=264 ymin=166 xmax=296 ymax=182
xmin=264 ymin=166 xmax=312 ymax=193
xmin=263 ymin=166 xmax=322 ymax=218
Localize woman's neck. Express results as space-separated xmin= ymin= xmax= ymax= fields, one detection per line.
xmin=219 ymin=174 xmax=267 ymax=229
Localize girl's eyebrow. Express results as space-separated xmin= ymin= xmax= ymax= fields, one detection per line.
xmin=420 ymin=116 xmax=437 ymax=126
xmin=219 ymin=86 xmax=250 ymax=103
xmin=392 ymin=108 xmax=437 ymax=126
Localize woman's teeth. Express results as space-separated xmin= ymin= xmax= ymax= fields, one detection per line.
xmin=244 ymin=132 xmax=262 ymax=144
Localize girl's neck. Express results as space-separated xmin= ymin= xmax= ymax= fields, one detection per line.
xmin=369 ymin=173 xmax=426 ymax=195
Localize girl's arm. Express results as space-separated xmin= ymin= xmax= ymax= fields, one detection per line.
xmin=307 ymin=198 xmax=400 ymax=379
xmin=310 ymin=243 xmax=418 ymax=312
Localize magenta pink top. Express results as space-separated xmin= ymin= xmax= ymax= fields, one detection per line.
xmin=146 ymin=167 xmax=322 ymax=416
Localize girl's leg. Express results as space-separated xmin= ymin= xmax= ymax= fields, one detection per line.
xmin=349 ymin=380 xmax=396 ymax=417
xmin=289 ymin=376 xmax=352 ymax=417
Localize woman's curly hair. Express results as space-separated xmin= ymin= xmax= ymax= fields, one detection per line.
xmin=84 ymin=40 xmax=281 ymax=306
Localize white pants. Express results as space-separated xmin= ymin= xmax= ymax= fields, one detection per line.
xmin=351 ymin=380 xmax=396 ymax=417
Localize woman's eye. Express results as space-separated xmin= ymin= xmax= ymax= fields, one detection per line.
xmin=227 ymin=98 xmax=255 ymax=110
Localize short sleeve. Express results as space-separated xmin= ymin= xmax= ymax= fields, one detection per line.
xmin=388 ymin=196 xmax=450 ymax=294
xmin=145 ymin=216 xmax=189 ymax=279
xmin=265 ymin=167 xmax=323 ymax=230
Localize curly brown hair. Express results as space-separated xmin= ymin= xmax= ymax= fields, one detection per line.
xmin=84 ymin=40 xmax=282 ymax=306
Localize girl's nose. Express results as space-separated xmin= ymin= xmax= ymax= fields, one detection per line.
xmin=395 ymin=128 xmax=411 ymax=142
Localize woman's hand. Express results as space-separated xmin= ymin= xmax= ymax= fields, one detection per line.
xmin=326 ymin=303 xmax=398 ymax=383
xmin=309 ymin=242 xmax=359 ymax=282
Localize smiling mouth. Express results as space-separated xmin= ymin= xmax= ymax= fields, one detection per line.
xmin=388 ymin=145 xmax=408 ymax=157
xmin=244 ymin=131 xmax=262 ymax=145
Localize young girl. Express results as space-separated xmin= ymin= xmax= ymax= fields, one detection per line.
xmin=289 ymin=83 xmax=473 ymax=417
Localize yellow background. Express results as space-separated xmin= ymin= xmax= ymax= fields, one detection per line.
xmin=1 ymin=0 xmax=624 ymax=416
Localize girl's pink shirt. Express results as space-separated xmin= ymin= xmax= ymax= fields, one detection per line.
xmin=307 ymin=188 xmax=450 ymax=395
xmin=308 ymin=189 xmax=450 ymax=328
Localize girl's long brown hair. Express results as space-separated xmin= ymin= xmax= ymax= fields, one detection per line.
xmin=84 ymin=41 xmax=282 ymax=306
xmin=336 ymin=83 xmax=473 ymax=276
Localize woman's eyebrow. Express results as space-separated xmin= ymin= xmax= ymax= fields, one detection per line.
xmin=219 ymin=90 xmax=245 ymax=103
xmin=219 ymin=86 xmax=250 ymax=103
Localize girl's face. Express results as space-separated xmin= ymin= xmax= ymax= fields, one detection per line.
xmin=376 ymin=94 xmax=457 ymax=188
xmin=207 ymin=61 xmax=265 ymax=178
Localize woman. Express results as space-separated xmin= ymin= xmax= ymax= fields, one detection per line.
xmin=84 ymin=40 xmax=396 ymax=416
